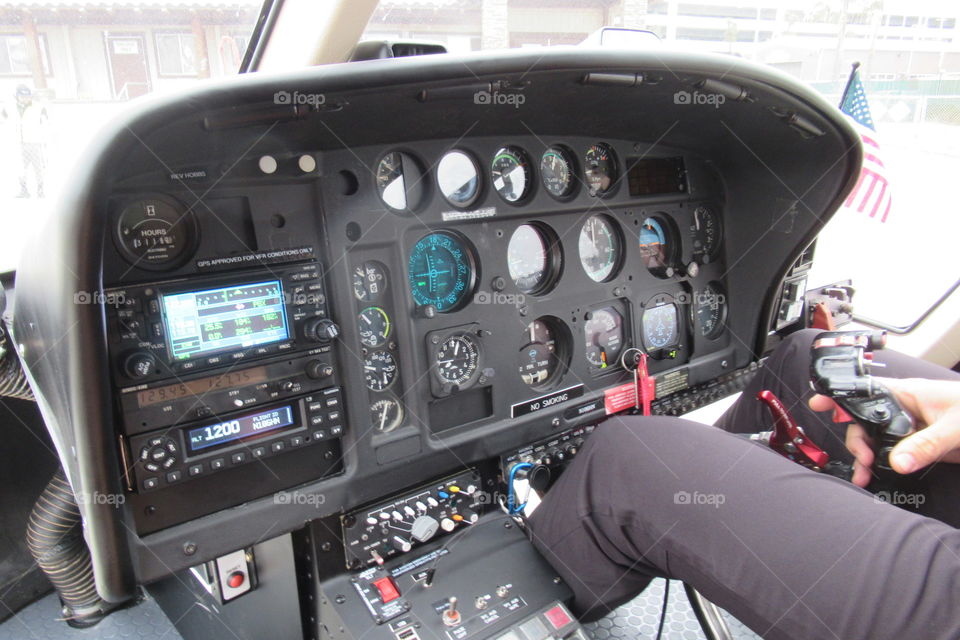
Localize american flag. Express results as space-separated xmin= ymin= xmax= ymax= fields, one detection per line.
xmin=840 ymin=66 xmax=891 ymax=222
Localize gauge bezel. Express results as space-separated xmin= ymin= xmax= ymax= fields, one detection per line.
xmin=583 ymin=142 xmax=619 ymax=198
xmin=407 ymin=230 xmax=479 ymax=313
xmin=363 ymin=349 xmax=399 ymax=392
xmin=638 ymin=214 xmax=680 ymax=279
xmin=375 ymin=150 xmax=426 ymax=214
xmin=370 ymin=394 xmax=404 ymax=433
xmin=582 ymin=305 xmax=628 ymax=373
xmin=491 ymin=146 xmax=534 ymax=205
xmin=357 ymin=306 xmax=391 ymax=348
xmin=640 ymin=292 xmax=683 ymax=356
xmin=518 ymin=315 xmax=572 ymax=391
xmin=507 ymin=222 xmax=563 ymax=296
xmin=112 ymin=193 xmax=200 ymax=271
xmin=352 ymin=260 xmax=389 ymax=303
xmin=692 ymin=205 xmax=723 ymax=263
xmin=578 ymin=214 xmax=625 ymax=283
xmin=539 ymin=145 xmax=579 ymax=201
xmin=436 ymin=149 xmax=482 ymax=208
xmin=692 ymin=281 xmax=727 ymax=340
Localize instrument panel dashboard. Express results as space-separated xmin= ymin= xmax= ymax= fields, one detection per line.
xmin=13 ymin=48 xmax=861 ymax=593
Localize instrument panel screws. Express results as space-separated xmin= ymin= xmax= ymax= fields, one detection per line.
xmin=431 ymin=335 xmax=441 ymax=344
xmin=335 ymin=595 xmax=346 ymax=604
xmin=321 ymin=542 xmax=332 ymax=552
xmin=553 ymin=577 xmax=562 ymax=584
xmin=182 ymin=542 xmax=197 ymax=556
xmin=721 ymin=360 xmax=729 ymax=368
xmin=551 ymin=418 xmax=561 ymax=428
xmin=492 ymin=276 xmax=506 ymax=292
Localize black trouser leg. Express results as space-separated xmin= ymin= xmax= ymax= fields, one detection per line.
xmin=527 ymin=416 xmax=960 ymax=639
xmin=528 ymin=332 xmax=960 ymax=637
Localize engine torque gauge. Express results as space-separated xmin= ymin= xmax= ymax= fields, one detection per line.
xmin=370 ymin=395 xmax=404 ymax=433
xmin=364 ymin=350 xmax=398 ymax=391
xmin=114 ymin=195 xmax=198 ymax=270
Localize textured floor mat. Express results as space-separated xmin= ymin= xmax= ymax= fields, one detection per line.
xmin=0 ymin=592 xmax=183 ymax=640
xmin=584 ymin=579 xmax=762 ymax=640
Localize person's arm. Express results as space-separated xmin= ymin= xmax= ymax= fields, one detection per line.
xmin=809 ymin=378 xmax=960 ymax=487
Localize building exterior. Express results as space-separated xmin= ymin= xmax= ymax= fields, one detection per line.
xmin=0 ymin=1 xmax=259 ymax=102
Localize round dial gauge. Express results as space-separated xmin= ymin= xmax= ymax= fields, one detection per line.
xmin=584 ymin=307 xmax=625 ymax=370
xmin=364 ymin=350 xmax=398 ymax=391
xmin=639 ymin=216 xmax=676 ymax=278
xmin=491 ymin=147 xmax=532 ymax=203
xmin=376 ymin=151 xmax=424 ymax=212
xmin=407 ymin=231 xmax=476 ymax=312
xmin=578 ymin=215 xmax=622 ymax=282
xmin=692 ymin=206 xmax=721 ymax=263
xmin=115 ymin=196 xmax=198 ymax=269
xmin=437 ymin=150 xmax=480 ymax=207
xmin=584 ymin=143 xmax=617 ymax=196
xmin=370 ymin=395 xmax=404 ymax=433
xmin=642 ymin=303 xmax=680 ymax=352
xmin=540 ymin=146 xmax=576 ymax=199
xmin=507 ymin=224 xmax=558 ymax=294
xmin=694 ymin=281 xmax=726 ymax=339
xmin=352 ymin=261 xmax=388 ymax=303
xmin=358 ymin=306 xmax=391 ymax=348
xmin=435 ymin=334 xmax=481 ymax=387
xmin=518 ymin=318 xmax=563 ymax=387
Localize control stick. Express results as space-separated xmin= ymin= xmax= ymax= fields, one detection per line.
xmin=810 ymin=330 xmax=914 ymax=475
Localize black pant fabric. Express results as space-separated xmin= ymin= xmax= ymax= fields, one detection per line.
xmin=527 ymin=330 xmax=960 ymax=639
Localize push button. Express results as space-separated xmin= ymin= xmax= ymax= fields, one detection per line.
xmin=227 ymin=571 xmax=245 ymax=589
xmin=372 ymin=576 xmax=400 ymax=603
xmin=544 ymin=604 xmax=573 ymax=630
xmin=143 ymin=477 xmax=159 ymax=490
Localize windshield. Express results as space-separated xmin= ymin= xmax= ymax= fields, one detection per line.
xmin=0 ymin=0 xmax=262 ymax=272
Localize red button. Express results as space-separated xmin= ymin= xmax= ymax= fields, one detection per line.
xmin=544 ymin=604 xmax=573 ymax=629
xmin=372 ymin=576 xmax=401 ymax=603
xmin=227 ymin=571 xmax=245 ymax=589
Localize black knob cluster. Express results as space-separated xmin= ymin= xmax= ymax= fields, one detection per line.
xmin=304 ymin=318 xmax=340 ymax=343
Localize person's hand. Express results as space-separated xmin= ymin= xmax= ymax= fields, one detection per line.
xmin=809 ymin=378 xmax=960 ymax=487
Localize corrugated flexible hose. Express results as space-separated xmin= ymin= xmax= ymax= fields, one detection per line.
xmin=0 ymin=314 xmax=33 ymax=401
xmin=25 ymin=470 xmax=109 ymax=627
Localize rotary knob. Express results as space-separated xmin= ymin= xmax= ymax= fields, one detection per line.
xmin=124 ymin=351 xmax=156 ymax=379
xmin=410 ymin=515 xmax=440 ymax=543
xmin=304 ymin=319 xmax=340 ymax=343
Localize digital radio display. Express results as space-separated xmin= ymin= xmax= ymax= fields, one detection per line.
xmin=136 ymin=367 xmax=269 ymax=408
xmin=162 ymin=281 xmax=289 ymax=361
xmin=186 ymin=405 xmax=297 ymax=453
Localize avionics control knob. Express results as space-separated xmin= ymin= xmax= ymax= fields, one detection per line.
xmin=392 ymin=536 xmax=412 ymax=553
xmin=305 ymin=360 xmax=334 ymax=379
xmin=440 ymin=517 xmax=456 ymax=532
xmin=411 ymin=515 xmax=440 ymax=543
xmin=304 ymin=318 xmax=340 ymax=343
xmin=124 ymin=351 xmax=156 ymax=379
xmin=457 ymin=509 xmax=479 ymax=524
